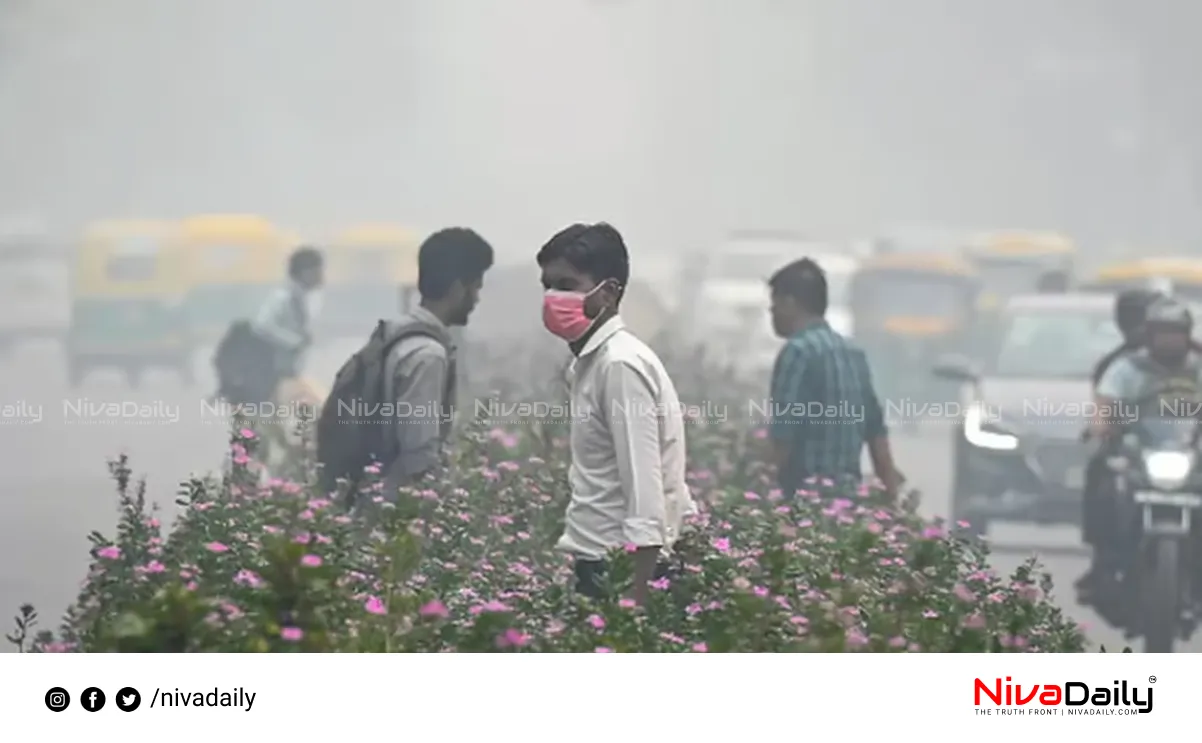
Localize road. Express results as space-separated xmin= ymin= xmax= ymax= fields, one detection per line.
xmin=0 ymin=339 xmax=1195 ymax=652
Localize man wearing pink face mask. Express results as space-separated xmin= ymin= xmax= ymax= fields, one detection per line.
xmin=537 ymin=222 xmax=696 ymax=605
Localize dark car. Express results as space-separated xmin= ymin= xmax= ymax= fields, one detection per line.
xmin=931 ymin=292 xmax=1122 ymax=537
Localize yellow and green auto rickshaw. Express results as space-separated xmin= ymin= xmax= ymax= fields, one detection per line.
xmin=1081 ymin=257 xmax=1202 ymax=303
xmin=851 ymin=252 xmax=982 ymax=429
xmin=319 ymin=224 xmax=421 ymax=338
xmin=172 ymin=214 xmax=293 ymax=343
xmin=67 ymin=219 xmax=192 ymax=387
xmin=968 ymin=231 xmax=1075 ymax=303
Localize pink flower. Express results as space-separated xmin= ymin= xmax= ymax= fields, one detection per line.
xmin=888 ymin=636 xmax=907 ymax=648
xmin=921 ymin=525 xmax=944 ymax=539
xmin=96 ymin=545 xmax=121 ymax=560
xmin=293 ymin=533 xmax=311 ymax=545
xmin=845 ymin=628 xmax=870 ymax=647
xmin=280 ymin=627 xmax=303 ymax=642
xmin=300 ymin=554 xmax=322 ymax=568
xmin=470 ymin=600 xmax=511 ymax=615
xmin=586 ymin=614 xmax=606 ymax=630
xmin=495 ymin=628 xmax=528 ymax=649
xmin=144 ymin=560 xmax=165 ymax=573
xmin=205 ymin=542 xmax=229 ymax=553
xmin=711 ymin=537 xmax=731 ymax=553
xmin=752 ymin=586 xmax=769 ymax=598
xmin=922 ymin=609 xmax=939 ymax=619
xmin=953 ymin=583 xmax=976 ymax=602
xmin=743 ymin=491 xmax=760 ymax=501
xmin=364 ymin=596 xmax=386 ymax=615
xmin=238 ymin=427 xmax=256 ymax=439
xmin=964 ymin=612 xmax=987 ymax=629
xmin=595 ymin=646 xmax=614 ymax=653
xmin=692 ymin=642 xmax=708 ymax=652
xmin=617 ymin=598 xmax=637 ymax=609
xmin=419 ymin=600 xmax=450 ymax=619
xmin=234 ymin=569 xmax=262 ymax=588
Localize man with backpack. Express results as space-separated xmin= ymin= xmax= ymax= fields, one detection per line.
xmin=213 ymin=246 xmax=324 ymax=409
xmin=316 ymin=228 xmax=495 ymax=503
xmin=254 ymin=246 xmax=325 ymax=384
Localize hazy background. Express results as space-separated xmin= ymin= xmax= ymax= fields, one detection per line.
xmin=4 ymin=0 xmax=1202 ymax=254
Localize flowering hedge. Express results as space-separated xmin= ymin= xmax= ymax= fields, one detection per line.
xmin=8 ymin=408 xmax=1087 ymax=652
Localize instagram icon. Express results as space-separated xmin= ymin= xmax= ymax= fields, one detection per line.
xmin=44 ymin=687 xmax=70 ymax=712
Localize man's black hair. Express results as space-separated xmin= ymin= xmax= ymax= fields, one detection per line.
xmin=536 ymin=222 xmax=630 ymax=302
xmin=418 ymin=227 xmax=495 ymax=300
xmin=769 ymin=258 xmax=828 ymax=316
xmin=288 ymin=246 xmax=323 ymax=278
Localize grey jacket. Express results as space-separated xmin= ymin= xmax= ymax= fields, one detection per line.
xmin=380 ymin=306 xmax=458 ymax=498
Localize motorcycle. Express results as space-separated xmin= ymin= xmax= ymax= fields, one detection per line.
xmin=1104 ymin=410 xmax=1202 ymax=652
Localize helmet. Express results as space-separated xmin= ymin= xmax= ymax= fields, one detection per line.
xmin=1144 ymin=296 xmax=1193 ymax=332
xmin=1114 ymin=288 xmax=1162 ymax=337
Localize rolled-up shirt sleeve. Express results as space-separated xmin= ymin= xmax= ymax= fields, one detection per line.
xmin=604 ymin=360 xmax=667 ymax=548
xmin=769 ymin=343 xmax=806 ymax=442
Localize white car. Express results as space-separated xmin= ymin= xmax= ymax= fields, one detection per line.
xmin=0 ymin=233 xmax=70 ymax=350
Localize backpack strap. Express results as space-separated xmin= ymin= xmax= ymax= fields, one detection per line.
xmin=373 ymin=317 xmax=455 ymax=407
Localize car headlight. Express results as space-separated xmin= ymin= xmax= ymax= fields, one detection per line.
xmin=1143 ymin=450 xmax=1194 ymax=490
xmin=964 ymin=403 xmax=1019 ymax=451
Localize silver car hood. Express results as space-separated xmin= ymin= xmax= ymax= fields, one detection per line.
xmin=976 ymin=377 xmax=1094 ymax=441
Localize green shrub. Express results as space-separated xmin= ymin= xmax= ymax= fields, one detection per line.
xmin=10 ymin=414 xmax=1086 ymax=652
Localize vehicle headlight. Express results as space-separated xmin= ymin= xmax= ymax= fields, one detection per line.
xmin=963 ymin=403 xmax=1019 ymax=451
xmin=1143 ymin=450 xmax=1194 ymax=490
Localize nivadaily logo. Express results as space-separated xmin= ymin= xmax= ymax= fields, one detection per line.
xmin=974 ymin=677 xmax=1153 ymax=715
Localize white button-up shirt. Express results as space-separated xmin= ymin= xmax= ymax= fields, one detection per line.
xmin=556 ymin=316 xmax=695 ymax=560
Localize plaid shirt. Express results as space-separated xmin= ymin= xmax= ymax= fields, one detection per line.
xmin=769 ymin=319 xmax=886 ymax=491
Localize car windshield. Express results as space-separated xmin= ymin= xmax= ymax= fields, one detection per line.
xmin=991 ymin=306 xmax=1120 ymax=378
xmin=853 ymin=274 xmax=967 ymax=317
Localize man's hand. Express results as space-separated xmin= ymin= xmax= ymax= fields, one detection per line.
xmin=628 ymin=547 xmax=660 ymax=606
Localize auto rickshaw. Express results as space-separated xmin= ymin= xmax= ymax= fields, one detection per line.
xmin=967 ymin=232 xmax=1075 ymax=349
xmin=67 ymin=220 xmax=192 ymax=387
xmin=850 ymin=252 xmax=982 ymax=430
xmin=319 ymin=224 xmax=421 ymax=338
xmin=968 ymin=231 xmax=1074 ymax=301
xmin=1081 ymin=257 xmax=1202 ymax=303
xmin=172 ymin=214 xmax=292 ymax=344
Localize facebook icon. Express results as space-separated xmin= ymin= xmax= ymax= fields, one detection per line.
xmin=80 ymin=687 xmax=106 ymax=712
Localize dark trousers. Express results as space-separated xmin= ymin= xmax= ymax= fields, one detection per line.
xmin=573 ymin=557 xmax=675 ymax=600
xmin=1082 ymin=451 xmax=1120 ymax=568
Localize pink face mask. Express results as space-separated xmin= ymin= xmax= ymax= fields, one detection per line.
xmin=543 ymin=288 xmax=600 ymax=341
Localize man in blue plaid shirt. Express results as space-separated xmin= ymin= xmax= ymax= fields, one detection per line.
xmin=767 ymin=259 xmax=902 ymax=499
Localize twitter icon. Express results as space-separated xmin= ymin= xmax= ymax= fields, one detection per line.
xmin=115 ymin=687 xmax=141 ymax=712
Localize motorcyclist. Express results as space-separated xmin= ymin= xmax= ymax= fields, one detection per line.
xmin=1077 ymin=288 xmax=1164 ymax=596
xmin=1079 ymin=297 xmax=1202 ymax=600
